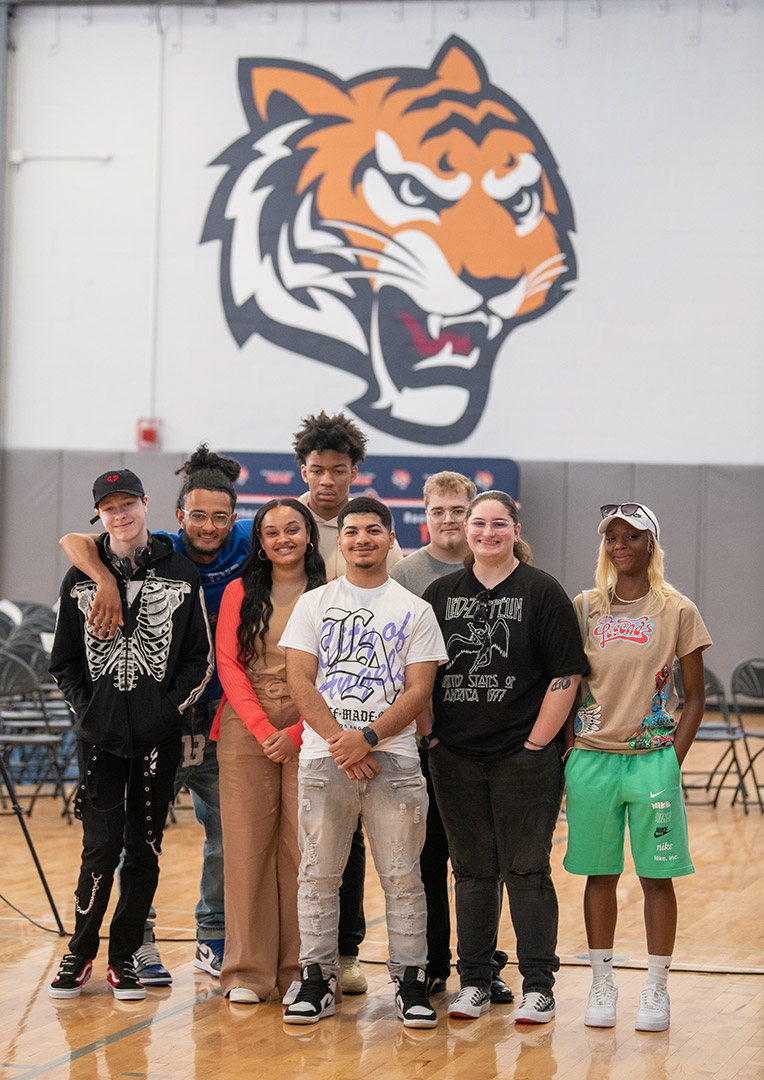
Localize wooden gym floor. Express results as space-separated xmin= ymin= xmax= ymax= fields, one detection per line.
xmin=1 ymin=733 xmax=762 ymax=1080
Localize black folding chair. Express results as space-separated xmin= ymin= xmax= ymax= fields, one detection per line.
xmin=675 ymin=661 xmax=749 ymax=811
xmin=730 ymin=659 xmax=764 ymax=814
xmin=0 ymin=647 xmax=72 ymax=822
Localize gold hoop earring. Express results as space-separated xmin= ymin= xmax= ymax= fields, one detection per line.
xmin=258 ymin=549 xmax=268 ymax=561
xmin=306 ymin=542 xmax=313 ymax=554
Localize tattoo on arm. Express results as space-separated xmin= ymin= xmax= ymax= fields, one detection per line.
xmin=550 ymin=676 xmax=572 ymax=692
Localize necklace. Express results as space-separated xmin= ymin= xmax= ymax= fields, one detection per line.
xmin=613 ymin=590 xmax=649 ymax=604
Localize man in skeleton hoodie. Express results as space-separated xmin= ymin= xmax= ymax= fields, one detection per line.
xmin=49 ymin=469 xmax=213 ymax=1001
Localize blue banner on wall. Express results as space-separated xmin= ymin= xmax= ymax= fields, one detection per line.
xmin=228 ymin=453 xmax=519 ymax=553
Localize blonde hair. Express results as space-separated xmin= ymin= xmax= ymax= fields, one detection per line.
xmin=594 ymin=535 xmax=677 ymax=610
xmin=423 ymin=471 xmax=477 ymax=507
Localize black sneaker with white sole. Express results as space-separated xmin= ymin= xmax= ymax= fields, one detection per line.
xmin=283 ymin=963 xmax=336 ymax=1025
xmin=394 ymin=966 xmax=438 ymax=1028
xmin=49 ymin=953 xmax=93 ymax=999
xmin=107 ymin=957 xmax=146 ymax=1001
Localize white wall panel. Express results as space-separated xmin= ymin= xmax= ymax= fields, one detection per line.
xmin=3 ymin=1 xmax=763 ymax=462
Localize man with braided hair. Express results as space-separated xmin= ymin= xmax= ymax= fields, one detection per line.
xmin=59 ymin=446 xmax=254 ymax=982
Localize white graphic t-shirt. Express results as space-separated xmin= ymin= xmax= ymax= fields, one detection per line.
xmin=280 ymin=575 xmax=447 ymax=759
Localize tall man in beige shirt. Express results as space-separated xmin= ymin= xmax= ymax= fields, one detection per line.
xmin=294 ymin=410 xmax=403 ymax=579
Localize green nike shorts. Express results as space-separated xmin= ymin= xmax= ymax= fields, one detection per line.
xmin=564 ymin=746 xmax=694 ymax=879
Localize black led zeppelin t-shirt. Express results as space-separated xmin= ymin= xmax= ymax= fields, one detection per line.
xmin=424 ymin=563 xmax=589 ymax=758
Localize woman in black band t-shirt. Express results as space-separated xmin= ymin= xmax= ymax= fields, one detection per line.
xmin=422 ymin=491 xmax=588 ymax=1024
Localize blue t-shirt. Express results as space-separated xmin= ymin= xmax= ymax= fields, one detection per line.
xmin=154 ymin=519 xmax=253 ymax=703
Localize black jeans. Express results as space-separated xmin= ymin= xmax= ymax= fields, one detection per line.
xmin=418 ymin=747 xmax=452 ymax=980
xmin=69 ymin=740 xmax=180 ymax=961
xmin=337 ymin=820 xmax=366 ymax=955
xmin=429 ymin=741 xmax=563 ymax=994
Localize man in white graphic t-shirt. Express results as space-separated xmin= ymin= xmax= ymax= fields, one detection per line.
xmin=280 ymin=496 xmax=447 ymax=1029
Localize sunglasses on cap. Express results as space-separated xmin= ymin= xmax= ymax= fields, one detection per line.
xmin=600 ymin=503 xmax=659 ymax=534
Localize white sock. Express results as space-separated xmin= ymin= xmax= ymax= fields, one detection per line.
xmin=645 ymin=954 xmax=672 ymax=989
xmin=588 ymin=948 xmax=615 ymax=982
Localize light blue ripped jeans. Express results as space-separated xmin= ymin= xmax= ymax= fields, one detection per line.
xmin=297 ymin=751 xmax=428 ymax=979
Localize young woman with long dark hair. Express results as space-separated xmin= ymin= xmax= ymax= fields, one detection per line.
xmin=213 ymin=498 xmax=325 ymax=1004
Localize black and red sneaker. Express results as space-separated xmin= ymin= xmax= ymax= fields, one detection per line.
xmin=107 ymin=957 xmax=146 ymax=1000
xmin=49 ymin=953 xmax=93 ymax=999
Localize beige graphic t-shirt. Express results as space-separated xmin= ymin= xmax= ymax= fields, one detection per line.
xmin=572 ymin=589 xmax=712 ymax=753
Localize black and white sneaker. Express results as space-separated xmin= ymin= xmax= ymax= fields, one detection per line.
xmin=394 ymin=966 xmax=438 ymax=1028
xmin=514 ymin=990 xmax=556 ymax=1024
xmin=283 ymin=964 xmax=336 ymax=1025
xmin=107 ymin=957 xmax=146 ymax=1000
xmin=448 ymin=985 xmax=491 ymax=1019
xmin=49 ymin=954 xmax=93 ymax=999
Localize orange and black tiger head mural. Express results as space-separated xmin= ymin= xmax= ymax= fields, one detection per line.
xmin=203 ymin=36 xmax=576 ymax=444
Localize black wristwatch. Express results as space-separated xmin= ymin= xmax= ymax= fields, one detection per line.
xmin=361 ymin=726 xmax=379 ymax=748
xmin=419 ymin=734 xmax=434 ymax=750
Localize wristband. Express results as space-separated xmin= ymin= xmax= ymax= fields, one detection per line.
xmin=525 ymin=738 xmax=547 ymax=749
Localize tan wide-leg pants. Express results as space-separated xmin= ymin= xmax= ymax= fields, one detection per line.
xmin=217 ymin=680 xmax=300 ymax=1000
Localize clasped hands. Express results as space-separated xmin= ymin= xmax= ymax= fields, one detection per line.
xmin=327 ymin=729 xmax=380 ymax=779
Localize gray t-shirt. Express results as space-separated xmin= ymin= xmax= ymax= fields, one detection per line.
xmin=390 ymin=547 xmax=465 ymax=598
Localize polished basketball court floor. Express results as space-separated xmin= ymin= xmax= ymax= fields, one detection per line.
xmin=1 ymin=735 xmax=762 ymax=1080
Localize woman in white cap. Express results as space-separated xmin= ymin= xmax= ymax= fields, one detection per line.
xmin=564 ymin=503 xmax=711 ymax=1033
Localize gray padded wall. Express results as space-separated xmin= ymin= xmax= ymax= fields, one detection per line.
xmin=1 ymin=450 xmax=761 ymax=692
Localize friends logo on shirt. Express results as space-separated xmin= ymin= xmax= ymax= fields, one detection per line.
xmin=592 ymin=614 xmax=654 ymax=650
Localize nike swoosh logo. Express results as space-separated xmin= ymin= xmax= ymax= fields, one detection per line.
xmin=650 ymin=789 xmax=666 ymax=798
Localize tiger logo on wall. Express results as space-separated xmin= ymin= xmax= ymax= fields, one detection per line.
xmin=203 ymin=36 xmax=576 ymax=445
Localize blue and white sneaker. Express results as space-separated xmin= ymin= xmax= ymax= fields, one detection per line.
xmin=133 ymin=934 xmax=172 ymax=986
xmin=194 ymin=939 xmax=224 ymax=977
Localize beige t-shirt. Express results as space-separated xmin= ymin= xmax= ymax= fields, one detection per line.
xmin=572 ymin=589 xmax=712 ymax=753
xmin=298 ymin=492 xmax=403 ymax=580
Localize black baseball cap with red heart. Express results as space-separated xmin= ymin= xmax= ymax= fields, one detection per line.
xmin=90 ymin=469 xmax=146 ymax=523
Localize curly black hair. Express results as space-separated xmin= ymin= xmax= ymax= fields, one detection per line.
xmin=292 ymin=410 xmax=368 ymax=466
xmin=175 ymin=443 xmax=241 ymax=511
xmin=236 ymin=499 xmax=326 ymax=665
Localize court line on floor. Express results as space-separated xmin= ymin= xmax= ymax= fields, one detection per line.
xmin=9 ymin=987 xmax=221 ymax=1080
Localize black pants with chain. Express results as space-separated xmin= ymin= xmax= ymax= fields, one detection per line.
xmin=69 ymin=738 xmax=180 ymax=962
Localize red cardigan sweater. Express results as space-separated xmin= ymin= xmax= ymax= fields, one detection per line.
xmin=211 ymin=577 xmax=303 ymax=748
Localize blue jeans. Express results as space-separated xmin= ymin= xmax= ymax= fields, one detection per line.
xmin=173 ymin=714 xmax=224 ymax=940
xmin=296 ymin=751 xmax=428 ymax=979
xmin=429 ymin=741 xmax=563 ymax=994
